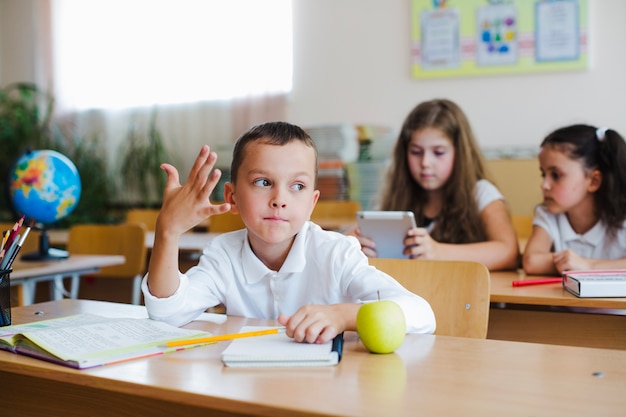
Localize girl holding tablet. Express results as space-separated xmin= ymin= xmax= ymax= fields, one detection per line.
xmin=349 ymin=99 xmax=519 ymax=271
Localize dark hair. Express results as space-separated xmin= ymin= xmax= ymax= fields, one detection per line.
xmin=541 ymin=124 xmax=626 ymax=234
xmin=230 ymin=121 xmax=318 ymax=185
xmin=379 ymin=99 xmax=488 ymax=243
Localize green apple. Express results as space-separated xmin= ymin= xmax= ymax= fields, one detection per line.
xmin=356 ymin=300 xmax=406 ymax=354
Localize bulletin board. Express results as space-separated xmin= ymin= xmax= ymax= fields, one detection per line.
xmin=411 ymin=0 xmax=588 ymax=78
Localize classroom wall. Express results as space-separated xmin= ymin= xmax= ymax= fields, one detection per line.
xmin=289 ymin=0 xmax=626 ymax=151
xmin=1 ymin=0 xmax=624 ymax=152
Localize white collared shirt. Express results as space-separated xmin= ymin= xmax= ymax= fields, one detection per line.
xmin=142 ymin=221 xmax=436 ymax=334
xmin=533 ymin=205 xmax=626 ymax=258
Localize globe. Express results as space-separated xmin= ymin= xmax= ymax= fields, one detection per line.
xmin=7 ymin=149 xmax=81 ymax=260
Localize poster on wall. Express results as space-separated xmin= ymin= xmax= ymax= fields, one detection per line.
xmin=411 ymin=0 xmax=588 ymax=78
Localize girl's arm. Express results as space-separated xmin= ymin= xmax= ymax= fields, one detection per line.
xmin=522 ymin=225 xmax=559 ymax=275
xmin=553 ymin=249 xmax=626 ymax=272
xmin=406 ymin=199 xmax=520 ymax=270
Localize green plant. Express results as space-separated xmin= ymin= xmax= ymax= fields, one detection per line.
xmin=0 ymin=83 xmax=55 ymax=219
xmin=0 ymin=82 xmax=115 ymax=225
xmin=119 ymin=108 xmax=174 ymax=208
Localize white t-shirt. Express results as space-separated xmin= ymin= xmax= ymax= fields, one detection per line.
xmin=426 ymin=179 xmax=504 ymax=232
xmin=532 ymin=204 xmax=626 ymax=258
xmin=142 ymin=221 xmax=436 ymax=334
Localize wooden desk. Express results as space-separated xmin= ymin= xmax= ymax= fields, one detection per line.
xmin=10 ymin=255 xmax=125 ymax=306
xmin=48 ymin=229 xmax=217 ymax=252
xmin=3 ymin=299 xmax=626 ymax=417
xmin=488 ymin=270 xmax=626 ymax=349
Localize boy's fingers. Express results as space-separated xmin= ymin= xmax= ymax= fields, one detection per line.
xmin=161 ymin=163 xmax=180 ymax=190
xmin=187 ymin=145 xmax=213 ymax=186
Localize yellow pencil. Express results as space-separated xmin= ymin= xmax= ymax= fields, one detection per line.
xmin=0 ymin=229 xmax=10 ymax=252
xmin=166 ymin=327 xmax=284 ymax=347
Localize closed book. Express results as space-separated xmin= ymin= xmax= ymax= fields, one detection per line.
xmin=562 ymin=270 xmax=626 ymax=298
xmin=221 ymin=326 xmax=343 ymax=368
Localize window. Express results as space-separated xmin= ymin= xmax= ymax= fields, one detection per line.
xmin=51 ymin=0 xmax=292 ymax=110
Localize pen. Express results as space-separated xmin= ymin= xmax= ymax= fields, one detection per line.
xmin=166 ymin=327 xmax=285 ymax=347
xmin=512 ymin=277 xmax=562 ymax=287
xmin=0 ymin=235 xmax=19 ymax=270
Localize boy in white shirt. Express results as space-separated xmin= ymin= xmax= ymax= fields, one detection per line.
xmin=143 ymin=121 xmax=435 ymax=343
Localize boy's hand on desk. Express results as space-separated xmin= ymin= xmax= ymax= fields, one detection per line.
xmin=278 ymin=304 xmax=358 ymax=344
xmin=159 ymin=145 xmax=231 ymax=234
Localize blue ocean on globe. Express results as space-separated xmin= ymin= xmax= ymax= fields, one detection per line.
xmin=9 ymin=150 xmax=81 ymax=224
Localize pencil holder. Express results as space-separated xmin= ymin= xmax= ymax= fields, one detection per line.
xmin=0 ymin=268 xmax=11 ymax=327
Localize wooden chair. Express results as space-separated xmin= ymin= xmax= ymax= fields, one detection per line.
xmin=66 ymin=223 xmax=148 ymax=305
xmin=208 ymin=212 xmax=246 ymax=233
xmin=310 ymin=200 xmax=361 ymax=230
xmin=368 ymin=258 xmax=491 ymax=339
xmin=512 ymin=215 xmax=533 ymax=252
xmin=125 ymin=208 xmax=161 ymax=231
xmin=512 ymin=215 xmax=533 ymax=240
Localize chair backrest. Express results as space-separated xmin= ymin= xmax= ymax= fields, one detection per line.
xmin=311 ymin=200 xmax=361 ymax=220
xmin=511 ymin=215 xmax=533 ymax=239
xmin=125 ymin=209 xmax=160 ymax=231
xmin=368 ymin=258 xmax=491 ymax=339
xmin=209 ymin=212 xmax=246 ymax=233
xmin=67 ymin=223 xmax=148 ymax=278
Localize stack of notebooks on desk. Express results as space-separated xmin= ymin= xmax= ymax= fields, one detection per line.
xmin=563 ymin=270 xmax=626 ymax=298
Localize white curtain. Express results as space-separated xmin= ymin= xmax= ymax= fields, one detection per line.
xmin=34 ymin=0 xmax=290 ymax=182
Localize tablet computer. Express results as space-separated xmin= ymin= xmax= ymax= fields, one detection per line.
xmin=356 ymin=211 xmax=416 ymax=259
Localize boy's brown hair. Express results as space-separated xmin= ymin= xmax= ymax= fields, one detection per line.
xmin=230 ymin=121 xmax=318 ymax=185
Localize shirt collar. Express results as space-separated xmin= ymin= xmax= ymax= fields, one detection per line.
xmin=558 ymin=215 xmax=606 ymax=245
xmin=241 ymin=222 xmax=310 ymax=284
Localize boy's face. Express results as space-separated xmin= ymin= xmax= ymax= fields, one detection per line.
xmin=225 ymin=139 xmax=320 ymax=252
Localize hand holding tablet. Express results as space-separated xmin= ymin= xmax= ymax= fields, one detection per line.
xmin=356 ymin=211 xmax=416 ymax=259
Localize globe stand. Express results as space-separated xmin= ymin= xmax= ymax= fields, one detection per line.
xmin=20 ymin=229 xmax=69 ymax=261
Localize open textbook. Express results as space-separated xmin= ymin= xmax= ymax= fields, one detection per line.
xmin=0 ymin=313 xmax=210 ymax=369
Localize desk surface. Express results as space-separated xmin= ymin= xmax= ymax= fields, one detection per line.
xmin=491 ymin=269 xmax=626 ymax=309
xmin=38 ymin=234 xmax=626 ymax=310
xmin=48 ymin=229 xmax=217 ymax=252
xmin=3 ymin=299 xmax=626 ymax=417
xmin=10 ymin=255 xmax=126 ymax=280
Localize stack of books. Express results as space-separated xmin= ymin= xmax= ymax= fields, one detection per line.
xmin=305 ymin=124 xmax=396 ymax=208
xmin=317 ymin=160 xmax=349 ymax=200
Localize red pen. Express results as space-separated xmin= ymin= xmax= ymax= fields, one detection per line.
xmin=512 ymin=277 xmax=562 ymax=287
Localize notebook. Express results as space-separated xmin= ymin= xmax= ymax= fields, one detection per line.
xmin=562 ymin=270 xmax=626 ymax=298
xmin=221 ymin=326 xmax=343 ymax=367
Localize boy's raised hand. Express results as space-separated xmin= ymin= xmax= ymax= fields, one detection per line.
xmin=158 ymin=145 xmax=231 ymax=235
